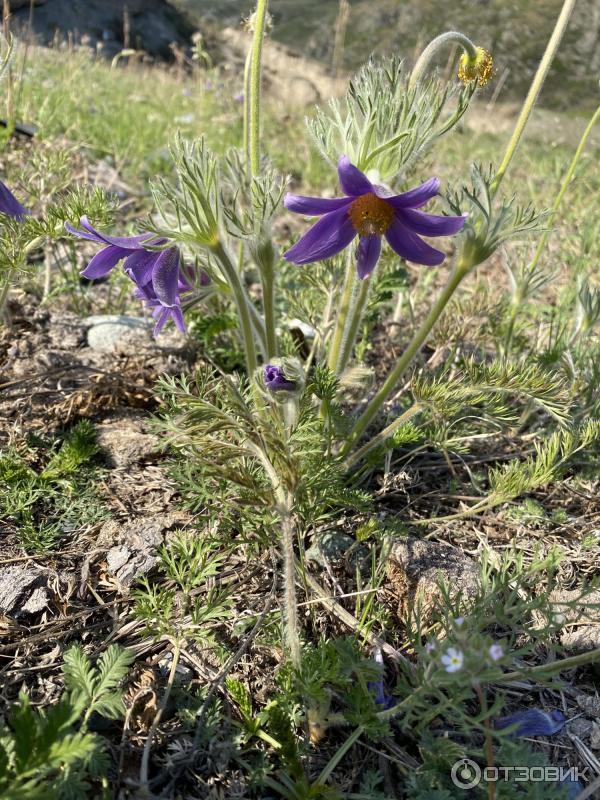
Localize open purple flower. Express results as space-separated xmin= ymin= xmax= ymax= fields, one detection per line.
xmin=284 ymin=155 xmax=466 ymax=279
xmin=264 ymin=364 xmax=297 ymax=392
xmin=494 ymin=708 xmax=566 ymax=738
xmin=0 ymin=180 xmax=29 ymax=219
xmin=65 ymin=217 xmax=185 ymax=309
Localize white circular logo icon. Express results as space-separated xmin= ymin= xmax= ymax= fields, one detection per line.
xmin=451 ymin=758 xmax=482 ymax=789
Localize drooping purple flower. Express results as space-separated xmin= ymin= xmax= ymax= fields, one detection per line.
xmin=367 ymin=649 xmax=395 ymax=710
xmin=134 ymin=279 xmax=187 ymax=337
xmin=264 ymin=364 xmax=297 ymax=392
xmin=284 ymin=155 xmax=466 ymax=279
xmin=494 ymin=708 xmax=566 ymax=738
xmin=0 ymin=180 xmax=29 ymax=219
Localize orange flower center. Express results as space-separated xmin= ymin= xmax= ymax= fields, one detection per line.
xmin=348 ymin=192 xmax=394 ymax=237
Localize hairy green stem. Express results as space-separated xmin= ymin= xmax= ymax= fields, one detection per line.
xmin=344 ymin=403 xmax=423 ymax=468
xmin=327 ymin=251 xmax=356 ymax=375
xmin=342 ymin=263 xmax=469 ymax=455
xmin=280 ymin=497 xmax=302 ymax=671
xmin=337 ymin=274 xmax=372 ymax=374
xmin=409 ymin=31 xmax=477 ymax=87
xmin=494 ymin=646 xmax=600 ymax=683
xmin=261 ymin=268 xmax=278 ymax=359
xmin=249 ymin=0 xmax=269 ymax=176
xmin=212 ymin=241 xmax=257 ymax=373
xmin=243 ymin=46 xmax=252 ymax=161
xmin=491 ymin=0 xmax=577 ymax=196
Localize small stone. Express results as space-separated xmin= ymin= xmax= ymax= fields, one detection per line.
xmin=84 ymin=315 xmax=152 ymax=353
xmin=576 ymin=694 xmax=600 ymax=717
xmin=568 ymin=717 xmax=594 ymax=740
xmin=386 ymin=536 xmax=480 ymax=620
xmin=591 ymin=722 xmax=600 ymax=750
xmin=106 ymin=546 xmax=131 ymax=574
xmin=0 ymin=566 xmax=47 ymax=614
xmin=21 ymin=586 xmax=49 ymax=614
xmin=96 ymin=419 xmax=161 ymax=468
xmin=305 ymin=531 xmax=355 ymax=566
xmin=561 ymin=626 xmax=600 ymax=653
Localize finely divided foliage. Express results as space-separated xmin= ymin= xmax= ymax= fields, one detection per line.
xmin=2 ymin=1 xmax=600 ymax=796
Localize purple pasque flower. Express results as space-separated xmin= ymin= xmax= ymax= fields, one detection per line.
xmin=494 ymin=708 xmax=566 ymax=738
xmin=0 ymin=180 xmax=29 ymax=219
xmin=134 ymin=272 xmax=189 ymax=336
xmin=283 ymin=155 xmax=466 ymax=279
xmin=65 ymin=216 xmax=184 ymax=309
xmin=264 ymin=364 xmax=297 ymax=392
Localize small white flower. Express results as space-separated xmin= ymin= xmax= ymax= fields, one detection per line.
xmin=425 ymin=641 xmax=436 ymax=653
xmin=441 ymin=647 xmax=464 ymax=673
xmin=454 ymin=616 xmax=465 ymax=627
xmin=488 ymin=643 xmax=504 ymax=662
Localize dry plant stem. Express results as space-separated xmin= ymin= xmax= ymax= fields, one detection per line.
xmin=491 ymin=0 xmax=577 ymax=195
xmin=409 ymin=31 xmax=477 ymax=87
xmin=139 ymin=638 xmax=181 ymax=794
xmin=304 ymin=571 xmax=413 ymax=669
xmin=474 ymin=682 xmax=496 ymax=800
xmin=249 ymin=0 xmax=269 ymax=176
xmin=0 ymin=279 xmax=11 ymax=327
xmin=342 ymin=262 xmax=469 ymax=456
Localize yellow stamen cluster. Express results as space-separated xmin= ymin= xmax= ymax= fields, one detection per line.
xmin=458 ymin=47 xmax=494 ymax=87
xmin=348 ymin=192 xmax=394 ymax=237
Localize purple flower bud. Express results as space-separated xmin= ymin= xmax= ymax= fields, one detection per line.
xmin=0 ymin=180 xmax=29 ymax=219
xmin=494 ymin=708 xmax=566 ymax=738
xmin=264 ymin=364 xmax=297 ymax=392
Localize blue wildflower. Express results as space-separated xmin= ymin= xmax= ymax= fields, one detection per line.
xmin=284 ymin=155 xmax=466 ymax=279
xmin=0 ymin=180 xmax=29 ymax=219
xmin=494 ymin=708 xmax=566 ymax=737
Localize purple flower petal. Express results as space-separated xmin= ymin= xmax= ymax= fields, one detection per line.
xmin=81 ymin=245 xmax=130 ymax=279
xmin=494 ymin=709 xmax=566 ymax=738
xmin=124 ymin=249 xmax=158 ymax=288
xmin=337 ymin=155 xmax=373 ymax=197
xmin=385 ymin=217 xmax=445 ymax=266
xmin=75 ymin=216 xmax=156 ymax=249
xmin=264 ymin=364 xmax=296 ymax=392
xmin=385 ymin=178 xmax=441 ymax=210
xmin=397 ymin=208 xmax=467 ymax=237
xmin=151 ymin=247 xmax=180 ymax=307
xmin=0 ymin=181 xmax=29 ymax=219
xmin=284 ymin=207 xmax=356 ymax=265
xmin=152 ymin=307 xmax=170 ymax=337
xmin=356 ymin=235 xmax=382 ymax=279
xmin=284 ymin=193 xmax=353 ymax=216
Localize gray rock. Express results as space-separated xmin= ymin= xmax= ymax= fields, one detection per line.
xmin=387 ymin=536 xmax=480 ymax=620
xmin=0 ymin=566 xmax=49 ymax=615
xmin=85 ymin=314 xmax=152 ymax=352
xmin=305 ymin=531 xmax=355 ymax=566
xmin=96 ymin=419 xmax=161 ymax=468
xmin=21 ymin=585 xmax=49 ymax=614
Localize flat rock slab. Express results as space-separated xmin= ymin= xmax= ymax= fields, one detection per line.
xmin=96 ymin=416 xmax=161 ymax=468
xmin=0 ymin=565 xmax=50 ymax=616
xmin=386 ymin=536 xmax=479 ymax=620
xmin=98 ymin=511 xmax=190 ymax=588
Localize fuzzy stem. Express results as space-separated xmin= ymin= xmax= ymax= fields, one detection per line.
xmin=212 ymin=240 xmax=258 ymax=373
xmin=0 ymin=279 xmax=10 ymax=326
xmin=344 ymin=403 xmax=423 ymax=468
xmin=342 ymin=262 xmax=469 ymax=456
xmin=495 ymin=646 xmax=600 ymax=683
xmin=249 ymin=0 xmax=269 ymax=176
xmin=139 ymin=639 xmax=181 ymax=794
xmin=491 ymin=0 xmax=577 ymax=196
xmin=261 ymin=267 xmax=278 ymax=359
xmin=327 ymin=250 xmax=356 ymax=375
xmin=409 ymin=31 xmax=477 ymax=87
xmin=280 ymin=496 xmax=301 ymax=671
xmin=337 ymin=273 xmax=372 ymax=374
xmin=243 ymin=46 xmax=252 ymax=162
